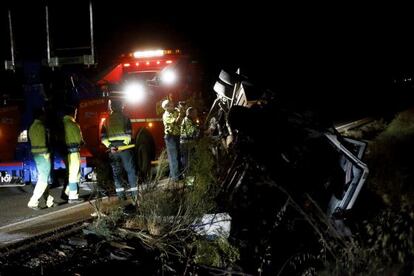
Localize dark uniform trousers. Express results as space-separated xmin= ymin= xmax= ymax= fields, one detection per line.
xmin=109 ymin=149 xmax=137 ymax=197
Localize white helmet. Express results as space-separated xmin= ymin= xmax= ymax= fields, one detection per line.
xmin=161 ymin=99 xmax=170 ymax=110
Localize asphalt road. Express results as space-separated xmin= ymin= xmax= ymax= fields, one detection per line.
xmin=0 ymin=179 xmax=168 ymax=248
xmin=0 ymin=184 xmax=94 ymax=228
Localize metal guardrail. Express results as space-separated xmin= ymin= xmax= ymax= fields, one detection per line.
xmin=335 ymin=117 xmax=374 ymax=133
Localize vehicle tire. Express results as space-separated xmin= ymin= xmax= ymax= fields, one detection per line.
xmin=135 ymin=128 xmax=155 ymax=182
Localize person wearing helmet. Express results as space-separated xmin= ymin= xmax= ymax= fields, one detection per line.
xmin=161 ymin=99 xmax=183 ymax=182
xmin=101 ymin=100 xmax=138 ymax=201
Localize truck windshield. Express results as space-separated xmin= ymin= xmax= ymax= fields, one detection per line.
xmin=123 ymin=71 xmax=157 ymax=82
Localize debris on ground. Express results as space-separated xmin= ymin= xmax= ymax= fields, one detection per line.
xmin=191 ymin=213 xmax=231 ymax=239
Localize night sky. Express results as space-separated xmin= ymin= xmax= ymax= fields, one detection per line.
xmin=1 ymin=1 xmax=414 ymax=119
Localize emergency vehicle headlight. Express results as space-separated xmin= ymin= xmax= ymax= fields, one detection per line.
xmin=160 ymin=70 xmax=177 ymax=85
xmin=124 ymin=83 xmax=145 ymax=103
xmin=17 ymin=130 xmax=28 ymax=143
xmin=133 ymin=50 xmax=164 ymax=58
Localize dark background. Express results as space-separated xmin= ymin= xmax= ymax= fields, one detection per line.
xmin=1 ymin=1 xmax=414 ymax=119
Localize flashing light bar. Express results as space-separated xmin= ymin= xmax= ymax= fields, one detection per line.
xmin=133 ymin=50 xmax=164 ymax=58
xmin=132 ymin=49 xmax=181 ymax=59
xmin=124 ymin=61 xmax=172 ymax=68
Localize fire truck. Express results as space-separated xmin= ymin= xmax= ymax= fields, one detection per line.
xmin=0 ymin=1 xmax=202 ymax=186
xmin=1 ymin=50 xmax=201 ymax=186
xmin=78 ymin=48 xmax=202 ymax=179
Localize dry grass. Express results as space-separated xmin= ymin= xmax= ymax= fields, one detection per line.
xmin=89 ymin=137 xmax=238 ymax=270
xmin=343 ymin=119 xmax=388 ymax=140
xmin=87 ymin=108 xmax=414 ymax=274
xmin=365 ymin=109 xmax=414 ymax=207
xmin=320 ymin=203 xmax=414 ymax=275
xmin=319 ymin=109 xmax=414 ymax=275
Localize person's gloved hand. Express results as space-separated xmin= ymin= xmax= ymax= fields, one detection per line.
xmin=110 ymin=146 xmax=118 ymax=153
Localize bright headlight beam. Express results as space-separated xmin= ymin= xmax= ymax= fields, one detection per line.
xmin=160 ymin=70 xmax=177 ymax=85
xmin=124 ymin=83 xmax=145 ymax=103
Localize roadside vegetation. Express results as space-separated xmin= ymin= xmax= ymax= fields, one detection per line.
xmin=88 ymin=136 xmax=240 ymax=274
xmin=3 ymin=110 xmax=414 ymax=275
xmin=320 ymin=109 xmax=414 ymax=275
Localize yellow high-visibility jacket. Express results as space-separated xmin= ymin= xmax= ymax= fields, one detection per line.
xmin=63 ymin=115 xmax=83 ymax=153
xmin=101 ymin=111 xmax=132 ymax=148
xmin=163 ymin=110 xmax=180 ymax=136
xmin=29 ymin=119 xmax=48 ymax=154
xmin=180 ymin=117 xmax=200 ymax=143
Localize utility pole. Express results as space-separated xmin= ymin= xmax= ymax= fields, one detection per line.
xmin=5 ymin=9 xmax=16 ymax=71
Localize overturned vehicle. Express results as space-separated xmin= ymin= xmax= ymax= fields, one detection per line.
xmin=207 ymin=70 xmax=369 ymax=274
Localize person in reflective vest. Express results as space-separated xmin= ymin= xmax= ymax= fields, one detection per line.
xmin=27 ymin=108 xmax=54 ymax=210
xmin=162 ymin=99 xmax=183 ymax=181
xmin=101 ymin=100 xmax=138 ymax=200
xmin=63 ymin=106 xmax=84 ymax=204
xmin=180 ymin=107 xmax=200 ymax=173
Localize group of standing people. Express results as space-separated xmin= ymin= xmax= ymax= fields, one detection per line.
xmin=27 ymin=99 xmax=138 ymax=210
xmin=27 ymin=106 xmax=83 ymax=210
xmin=27 ymin=97 xmax=198 ymax=209
xmin=161 ymin=99 xmax=200 ymax=183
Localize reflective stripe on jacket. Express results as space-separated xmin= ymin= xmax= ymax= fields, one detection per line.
xmin=101 ymin=111 xmax=132 ymax=148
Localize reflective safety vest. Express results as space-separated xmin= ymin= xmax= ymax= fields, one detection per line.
xmin=29 ymin=119 xmax=48 ymax=154
xmin=180 ymin=117 xmax=199 ymax=143
xmin=63 ymin=115 xmax=83 ymax=153
xmin=101 ymin=111 xmax=132 ymax=148
xmin=163 ymin=110 xmax=180 ymax=136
